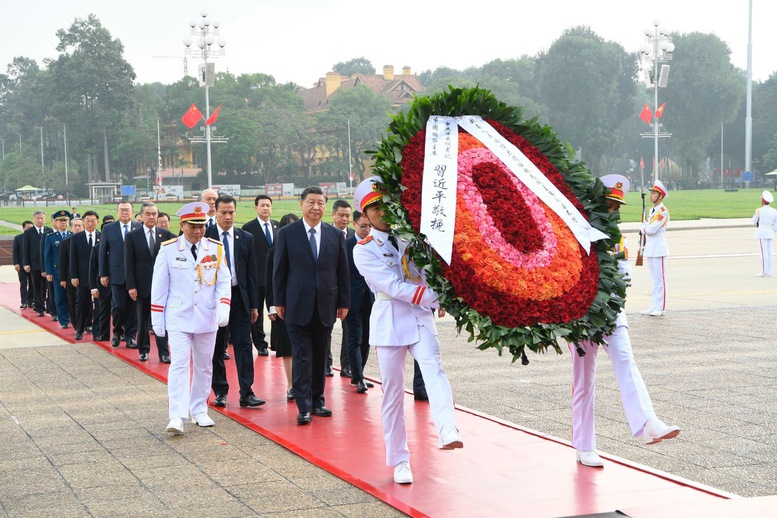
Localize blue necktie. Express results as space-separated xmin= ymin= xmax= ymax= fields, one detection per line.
xmin=264 ymin=222 xmax=273 ymax=246
xmin=309 ymin=228 xmax=317 ymax=264
xmin=122 ymin=224 xmax=128 ymax=239
xmin=222 ymin=231 xmax=231 ymax=271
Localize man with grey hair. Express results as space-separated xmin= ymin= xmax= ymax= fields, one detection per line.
xmin=201 ymin=189 xmax=219 ymax=229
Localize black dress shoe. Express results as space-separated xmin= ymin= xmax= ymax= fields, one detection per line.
xmin=111 ymin=336 xmax=120 ymax=347
xmin=286 ymin=389 xmax=294 ymax=401
xmin=414 ymin=391 xmax=429 ymax=402
xmin=60 ymin=324 xmax=69 ymax=329
xmin=356 ymin=380 xmax=368 ymax=394
xmin=257 ymin=348 xmax=269 ymax=357
xmin=351 ymin=380 xmax=374 ymax=388
xmin=126 ymin=339 xmax=138 ymax=349
xmin=138 ymin=353 xmax=149 ymax=361
xmin=37 ymin=311 xmax=44 ymax=317
xmin=20 ymin=304 xmax=27 ymax=309
xmin=223 ymin=352 xmax=230 ymax=360
xmin=213 ymin=394 xmax=227 ymax=407
xmin=160 ymin=355 xmax=171 ymax=364
xmin=311 ymin=406 xmax=333 ymax=417
xmin=51 ymin=315 xmax=58 ymax=321
xmin=325 ymin=367 xmax=334 ymax=377
xmin=74 ymin=332 xmax=83 ymax=340
xmin=239 ymin=395 xmax=266 ymax=407
xmin=340 ymin=368 xmax=352 ymax=378
xmin=297 ymin=412 xmax=312 ymax=425
xmin=85 ymin=326 xmax=92 ymax=334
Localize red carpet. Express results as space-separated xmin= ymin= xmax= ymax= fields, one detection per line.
xmin=5 ymin=283 xmax=774 ymax=517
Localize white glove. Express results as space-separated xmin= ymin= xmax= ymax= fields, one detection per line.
xmin=217 ymin=308 xmax=230 ymax=327
xmin=152 ymin=326 xmax=165 ymax=337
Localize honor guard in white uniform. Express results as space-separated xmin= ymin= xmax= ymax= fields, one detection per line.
xmin=752 ymin=190 xmax=777 ymax=277
xmin=640 ymin=180 xmax=670 ymax=316
xmin=572 ymin=175 xmax=680 ymax=468
xmin=351 ymin=177 xmax=462 ymax=485
xmin=151 ymin=202 xmax=231 ymax=434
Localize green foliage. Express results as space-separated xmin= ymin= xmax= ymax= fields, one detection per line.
xmin=332 ymin=57 xmax=375 ymax=76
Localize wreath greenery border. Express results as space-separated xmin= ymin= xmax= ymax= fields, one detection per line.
xmin=366 ymin=86 xmax=628 ymax=362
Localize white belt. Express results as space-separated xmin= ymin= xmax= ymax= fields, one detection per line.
xmin=376 ymin=292 xmax=393 ymax=301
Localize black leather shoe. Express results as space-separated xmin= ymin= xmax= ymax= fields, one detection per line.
xmin=126 ymin=339 xmax=138 ymax=349
xmin=311 ymin=406 xmax=333 ymax=417
xmin=356 ymin=380 xmax=368 ymax=394
xmin=85 ymin=326 xmax=92 ymax=334
xmin=414 ymin=391 xmax=429 ymax=402
xmin=60 ymin=324 xmax=69 ymax=329
xmin=214 ymin=394 xmax=227 ymax=407
xmin=74 ymin=332 xmax=83 ymax=340
xmin=138 ymin=353 xmax=149 ymax=361
xmin=239 ymin=395 xmax=266 ymax=408
xmin=37 ymin=311 xmax=44 ymax=317
xmin=160 ymin=355 xmax=171 ymax=364
xmin=340 ymin=368 xmax=352 ymax=378
xmin=257 ymin=347 xmax=269 ymax=357
xmin=51 ymin=315 xmax=58 ymax=321
xmin=325 ymin=367 xmax=334 ymax=377
xmin=297 ymin=412 xmax=312 ymax=425
xmin=286 ymin=389 xmax=294 ymax=401
xmin=351 ymin=380 xmax=374 ymax=388
xmin=223 ymin=352 xmax=230 ymax=360
xmin=111 ymin=336 xmax=120 ymax=347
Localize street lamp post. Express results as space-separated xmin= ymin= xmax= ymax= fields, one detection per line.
xmin=183 ymin=10 xmax=226 ymax=190
xmin=639 ymin=20 xmax=675 ymax=185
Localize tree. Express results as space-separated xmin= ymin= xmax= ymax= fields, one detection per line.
xmin=534 ymin=26 xmax=638 ymax=174
xmin=332 ymin=57 xmax=375 ymax=77
xmin=660 ymin=32 xmax=744 ymax=187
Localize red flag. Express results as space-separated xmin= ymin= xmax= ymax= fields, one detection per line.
xmin=639 ymin=103 xmax=652 ymax=125
xmin=640 ymin=157 xmax=645 ymax=170
xmin=181 ymin=103 xmax=203 ymax=129
xmin=654 ymin=102 xmax=666 ymax=118
xmin=206 ymin=104 xmax=222 ymax=126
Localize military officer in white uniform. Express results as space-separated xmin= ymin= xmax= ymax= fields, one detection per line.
xmin=151 ymin=202 xmax=231 ymax=434
xmin=571 ymin=175 xmax=680 ymax=468
xmin=351 ymin=177 xmax=462 ymax=485
xmin=752 ymin=190 xmax=777 ymax=277
xmin=640 ymin=180 xmax=670 ymax=316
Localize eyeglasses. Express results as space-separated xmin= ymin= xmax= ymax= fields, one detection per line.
xmin=356 ymin=223 xmax=371 ymax=230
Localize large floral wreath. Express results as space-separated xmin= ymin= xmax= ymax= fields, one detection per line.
xmin=367 ymin=87 xmax=627 ymax=362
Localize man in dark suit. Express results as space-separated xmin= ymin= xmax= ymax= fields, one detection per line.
xmin=125 ymin=202 xmax=174 ymax=362
xmin=345 ymin=210 xmax=375 ymax=393
xmin=70 ymin=211 xmax=99 ymax=340
xmin=89 ymin=228 xmax=111 ymax=341
xmin=22 ymin=210 xmax=51 ymax=317
xmin=273 ymin=186 xmax=350 ymax=425
xmin=328 ymin=199 xmax=355 ymax=377
xmin=59 ymin=217 xmax=83 ymax=332
xmin=99 ymin=201 xmax=141 ymax=348
xmin=241 ymin=194 xmax=277 ymax=356
xmin=13 ymin=221 xmax=34 ymax=308
xmin=208 ymin=195 xmax=265 ymax=408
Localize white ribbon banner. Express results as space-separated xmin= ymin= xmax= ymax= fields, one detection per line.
xmin=421 ymin=116 xmax=459 ymax=265
xmin=421 ymin=115 xmax=607 ymax=264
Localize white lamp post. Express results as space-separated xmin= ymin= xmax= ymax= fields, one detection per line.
xmin=183 ymin=10 xmax=226 ymax=190
xmin=639 ymin=20 xmax=675 ymax=185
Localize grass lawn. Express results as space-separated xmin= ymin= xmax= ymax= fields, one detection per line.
xmin=0 ymin=187 xmax=768 ymax=236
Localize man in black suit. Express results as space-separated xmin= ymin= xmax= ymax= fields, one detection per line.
xmin=13 ymin=221 xmax=34 ymax=308
xmin=241 ymin=194 xmax=277 ymax=356
xmin=70 ymin=211 xmax=100 ymax=340
xmin=327 ymin=199 xmax=355 ymax=377
xmin=125 ymin=202 xmax=174 ymax=362
xmin=273 ymin=186 xmax=350 ymax=425
xmin=99 ymin=201 xmax=141 ymax=348
xmin=89 ymin=227 xmax=111 ymax=341
xmin=59 ymin=217 xmax=83 ymax=332
xmin=208 ymin=195 xmax=265 ymax=408
xmin=22 ymin=210 xmax=51 ymax=317
xmin=345 ymin=210 xmax=375 ymax=393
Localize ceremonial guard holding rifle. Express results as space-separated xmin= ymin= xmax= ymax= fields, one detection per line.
xmin=639 ymin=180 xmax=670 ymax=316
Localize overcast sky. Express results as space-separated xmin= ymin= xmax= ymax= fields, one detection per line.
xmin=3 ymin=0 xmax=774 ymax=87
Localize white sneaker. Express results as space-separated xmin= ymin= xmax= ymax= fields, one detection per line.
xmin=640 ymin=309 xmax=656 ymax=315
xmin=439 ymin=424 xmax=464 ymax=449
xmin=393 ymin=461 xmax=413 ymax=484
xmin=648 ymin=310 xmax=664 ymax=317
xmin=192 ymin=412 xmax=215 ymax=427
xmin=166 ymin=417 xmax=184 ymax=434
xmin=576 ymin=450 xmax=604 ymax=467
xmin=643 ymin=418 xmax=680 ymax=445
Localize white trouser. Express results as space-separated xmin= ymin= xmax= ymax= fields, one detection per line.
xmin=647 ymin=256 xmax=667 ymax=311
xmin=571 ymin=325 xmax=655 ymax=451
xmin=167 ymin=330 xmax=217 ymax=420
xmin=376 ymin=325 xmax=457 ymax=467
xmin=758 ymin=238 xmax=774 ymax=276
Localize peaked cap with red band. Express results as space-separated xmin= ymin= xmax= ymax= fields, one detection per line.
xmin=650 ymin=179 xmax=668 ymax=199
xmin=176 ymin=202 xmax=209 ymax=224
xmin=354 ymin=176 xmax=386 ymax=212
xmin=600 ymin=174 xmax=629 ymax=205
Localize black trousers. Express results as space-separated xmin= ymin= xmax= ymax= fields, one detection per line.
xmin=345 ymin=295 xmax=372 ymax=383
xmin=136 ymin=295 xmax=169 ymax=357
xmin=250 ymin=285 xmax=268 ymax=352
xmin=74 ymin=286 xmax=93 ymax=334
xmin=287 ymin=305 xmax=332 ymax=414
xmin=18 ymin=269 xmax=32 ymax=306
xmin=65 ymin=283 xmax=77 ymax=326
xmin=94 ymin=284 xmax=112 ymax=340
xmin=212 ymin=286 xmax=255 ymax=399
xmin=110 ymin=283 xmax=137 ymax=341
xmin=30 ymin=270 xmax=46 ymax=313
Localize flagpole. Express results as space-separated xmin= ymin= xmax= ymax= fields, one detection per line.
xmin=157 ymin=119 xmax=163 ymax=193
xmin=63 ymin=124 xmax=69 ymax=206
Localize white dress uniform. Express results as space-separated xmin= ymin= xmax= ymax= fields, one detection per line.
xmin=752 ymin=192 xmax=777 ymax=276
xmin=641 ymin=200 xmax=670 ymax=313
xmin=151 ymin=235 xmax=231 ymax=422
xmin=352 ymin=228 xmax=459 ymax=468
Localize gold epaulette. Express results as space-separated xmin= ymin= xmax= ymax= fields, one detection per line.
xmin=357 ymin=235 xmax=374 ymax=245
xmin=162 ymin=237 xmax=177 ymax=246
xmin=207 ymin=237 xmax=223 ymax=246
